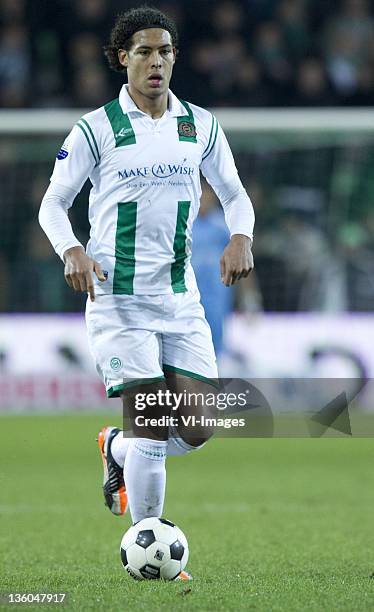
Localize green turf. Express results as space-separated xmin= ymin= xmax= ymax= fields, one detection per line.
xmin=1 ymin=415 xmax=374 ymax=611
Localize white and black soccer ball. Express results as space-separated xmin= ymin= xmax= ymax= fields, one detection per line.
xmin=120 ymin=517 xmax=189 ymax=580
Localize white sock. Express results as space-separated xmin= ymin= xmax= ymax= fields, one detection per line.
xmin=111 ymin=428 xmax=205 ymax=464
xmin=124 ymin=438 xmax=168 ymax=524
xmin=167 ymin=425 xmax=206 ymax=456
xmin=111 ymin=431 xmax=131 ymax=467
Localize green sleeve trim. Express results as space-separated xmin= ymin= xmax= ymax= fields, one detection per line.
xmin=202 ymin=118 xmax=218 ymax=161
xmin=202 ymin=114 xmax=216 ymax=156
xmin=77 ymin=121 xmax=98 ymax=165
xmin=163 ymin=364 xmax=219 ymax=389
xmin=107 ymin=376 xmax=165 ymax=397
xmin=80 ymin=117 xmax=100 ymax=161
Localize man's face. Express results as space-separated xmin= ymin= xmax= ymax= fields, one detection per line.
xmin=119 ymin=28 xmax=176 ymax=98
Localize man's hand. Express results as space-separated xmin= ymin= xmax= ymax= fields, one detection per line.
xmin=220 ymin=234 xmax=254 ymax=286
xmin=63 ymin=246 xmax=106 ymax=301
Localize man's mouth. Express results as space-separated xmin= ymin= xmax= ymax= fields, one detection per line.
xmin=148 ymin=74 xmax=163 ymax=87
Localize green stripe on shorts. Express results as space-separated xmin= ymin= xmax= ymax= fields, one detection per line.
xmin=107 ymin=376 xmax=165 ymax=398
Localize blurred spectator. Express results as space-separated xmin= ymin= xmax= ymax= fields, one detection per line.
xmin=338 ymin=213 xmax=374 ymax=311
xmin=277 ymin=0 xmax=310 ymax=59
xmin=254 ymin=187 xmax=332 ymax=311
xmin=0 ymin=253 xmax=9 ymax=311
xmin=323 ymin=0 xmax=374 ymax=97
xmin=211 ymin=0 xmax=246 ymax=36
xmin=230 ymin=57 xmax=270 ymax=106
xmin=292 ymin=57 xmax=335 ymax=106
xmin=71 ymin=0 xmax=111 ymax=34
xmin=72 ymin=64 xmax=111 ymax=107
xmin=0 ymin=24 xmax=29 ymax=107
xmin=0 ymin=0 xmax=27 ymax=25
xmin=254 ymin=21 xmax=292 ymax=103
xmin=69 ymin=32 xmax=103 ymax=68
xmin=10 ymin=174 xmax=87 ymax=312
xmin=0 ymin=0 xmax=373 ymax=107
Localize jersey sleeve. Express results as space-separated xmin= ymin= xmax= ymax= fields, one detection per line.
xmin=50 ymin=118 xmax=100 ymax=192
xmin=200 ymin=116 xmax=237 ymax=186
xmin=200 ymin=117 xmax=255 ymax=239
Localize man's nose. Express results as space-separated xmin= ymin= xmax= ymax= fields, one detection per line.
xmin=150 ymin=52 xmax=162 ymax=67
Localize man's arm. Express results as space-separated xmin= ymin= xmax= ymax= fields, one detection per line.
xmin=39 ymin=119 xmax=105 ymax=300
xmin=38 ymin=182 xmax=106 ymax=301
xmin=200 ymin=117 xmax=255 ymax=286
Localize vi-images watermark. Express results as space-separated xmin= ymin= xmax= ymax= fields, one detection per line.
xmin=133 ymin=388 xmax=251 ymax=430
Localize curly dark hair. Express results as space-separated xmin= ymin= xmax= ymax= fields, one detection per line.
xmin=104 ymin=6 xmax=179 ymax=73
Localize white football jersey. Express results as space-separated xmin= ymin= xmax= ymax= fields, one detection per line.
xmin=50 ymin=85 xmax=246 ymax=295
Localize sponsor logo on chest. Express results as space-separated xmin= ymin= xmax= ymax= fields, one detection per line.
xmin=118 ymin=159 xmax=195 ymax=180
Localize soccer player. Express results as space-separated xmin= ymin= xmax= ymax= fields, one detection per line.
xmin=39 ymin=6 xmax=254 ymax=580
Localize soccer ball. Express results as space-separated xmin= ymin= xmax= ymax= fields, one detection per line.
xmin=120 ymin=517 xmax=189 ymax=580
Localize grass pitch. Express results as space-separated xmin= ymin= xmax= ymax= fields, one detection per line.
xmin=1 ymin=414 xmax=374 ymax=611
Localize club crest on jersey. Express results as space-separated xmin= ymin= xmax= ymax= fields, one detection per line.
xmin=56 ymin=147 xmax=69 ymax=160
xmin=178 ymin=121 xmax=196 ymax=139
xmin=110 ymin=357 xmax=122 ymax=371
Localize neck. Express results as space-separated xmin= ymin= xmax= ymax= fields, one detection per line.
xmin=127 ymin=84 xmax=168 ymax=119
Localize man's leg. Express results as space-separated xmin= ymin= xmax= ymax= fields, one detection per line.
xmin=121 ymin=381 xmax=170 ymax=524
xmin=110 ymin=373 xmax=216 ymax=462
xmin=165 ymin=371 xmax=218 ymax=450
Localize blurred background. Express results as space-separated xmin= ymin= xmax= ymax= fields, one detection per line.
xmin=1 ymin=0 xmax=374 ymax=409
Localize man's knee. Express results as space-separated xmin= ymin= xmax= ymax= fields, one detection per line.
xmin=174 ymin=424 xmax=214 ymax=449
xmin=121 ymin=384 xmax=169 ymax=441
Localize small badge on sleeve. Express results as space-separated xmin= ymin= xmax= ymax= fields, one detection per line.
xmin=56 ymin=147 xmax=69 ymax=160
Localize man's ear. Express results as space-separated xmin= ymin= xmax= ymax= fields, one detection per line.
xmin=118 ymin=49 xmax=128 ymax=68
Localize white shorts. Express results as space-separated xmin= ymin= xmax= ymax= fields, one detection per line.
xmin=85 ymin=289 xmax=218 ymax=398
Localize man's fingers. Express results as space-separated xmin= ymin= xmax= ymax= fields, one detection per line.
xmin=220 ymin=257 xmax=226 ymax=283
xmin=225 ymin=270 xmax=234 ymax=286
xmin=64 ymin=274 xmax=73 ymax=289
xmin=85 ymin=272 xmax=95 ymax=301
xmin=71 ymin=276 xmax=82 ymax=292
xmin=221 ymin=257 xmax=233 ymax=286
xmin=94 ymin=261 xmax=106 ymax=282
xmin=228 ymin=272 xmax=237 ymax=286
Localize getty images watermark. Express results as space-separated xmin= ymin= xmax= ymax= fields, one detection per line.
xmin=121 ymin=378 xmax=374 ymax=437
xmin=133 ymin=388 xmax=251 ymax=430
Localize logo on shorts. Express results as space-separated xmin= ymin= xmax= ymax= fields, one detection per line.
xmin=110 ymin=357 xmax=122 ymax=371
xmin=178 ymin=121 xmax=196 ymax=139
